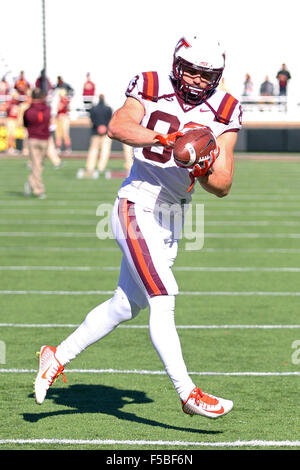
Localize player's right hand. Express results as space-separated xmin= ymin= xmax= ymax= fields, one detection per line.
xmin=155 ymin=131 xmax=184 ymax=149
xmin=155 ymin=122 xmax=207 ymax=150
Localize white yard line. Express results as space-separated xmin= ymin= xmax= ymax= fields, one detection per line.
xmin=0 ymin=219 xmax=97 ymax=226
xmin=1 ymin=192 xmax=300 ymax=202
xmin=0 ymin=323 xmax=299 ymax=329
xmin=1 ymin=290 xmax=300 ymax=296
xmin=0 ymin=290 xmax=114 ymax=295
xmin=0 ymin=210 xmax=96 ymax=215
xmin=1 ymin=210 xmax=300 ymax=216
xmin=1 ymin=265 xmax=300 ymax=272
xmin=0 ymin=438 xmax=299 ymax=448
xmin=1 ymin=231 xmax=300 ymax=238
xmin=0 ymin=368 xmax=299 ymax=376
xmin=0 ymin=232 xmax=97 ymax=237
xmin=2 ymin=219 xmax=300 ymax=226
xmin=1 ymin=247 xmax=300 ymax=254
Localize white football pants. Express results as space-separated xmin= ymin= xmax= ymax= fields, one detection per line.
xmin=56 ymin=197 xmax=195 ymax=401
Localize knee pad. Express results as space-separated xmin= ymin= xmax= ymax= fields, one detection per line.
xmin=149 ymin=294 xmax=175 ymax=316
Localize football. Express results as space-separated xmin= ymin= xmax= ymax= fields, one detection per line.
xmin=173 ymin=127 xmax=217 ymax=168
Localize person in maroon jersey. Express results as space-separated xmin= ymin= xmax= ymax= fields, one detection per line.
xmin=5 ymin=91 xmax=20 ymax=153
xmin=14 ymin=71 xmax=31 ymax=100
xmin=23 ymin=88 xmax=51 ymax=199
xmin=276 ymin=63 xmax=291 ymax=96
xmin=35 ymin=69 xmax=53 ymax=96
xmin=82 ymin=72 xmax=96 ymax=110
xmin=55 ymin=88 xmax=72 ymax=154
xmin=0 ymin=76 xmax=10 ymax=98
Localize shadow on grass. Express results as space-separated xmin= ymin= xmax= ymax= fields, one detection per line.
xmin=6 ymin=191 xmax=29 ymax=198
xmin=23 ymin=384 xmax=222 ymax=435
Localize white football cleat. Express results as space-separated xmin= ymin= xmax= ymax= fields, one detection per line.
xmin=34 ymin=345 xmax=66 ymax=405
xmin=24 ymin=181 xmax=32 ymax=196
xmin=182 ymin=387 xmax=233 ymax=418
xmin=76 ymin=168 xmax=84 ymax=179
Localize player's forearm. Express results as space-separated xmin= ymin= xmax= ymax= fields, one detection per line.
xmin=198 ymin=134 xmax=235 ymax=197
xmin=197 ymin=167 xmax=233 ymax=197
xmin=108 ymin=114 xmax=160 ymax=148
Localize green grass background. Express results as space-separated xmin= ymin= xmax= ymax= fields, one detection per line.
xmin=0 ymin=154 xmax=300 ymax=450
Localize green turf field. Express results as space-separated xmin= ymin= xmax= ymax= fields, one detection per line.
xmin=0 ymin=154 xmax=300 ymax=451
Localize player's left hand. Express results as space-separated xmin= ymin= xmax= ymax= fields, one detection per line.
xmin=187 ymin=146 xmax=220 ymax=192
xmin=192 ymin=146 xmax=220 ymax=177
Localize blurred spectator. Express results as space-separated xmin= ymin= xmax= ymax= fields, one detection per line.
xmin=82 ymin=73 xmax=96 ymax=110
xmin=260 ymin=75 xmax=274 ymax=96
xmin=22 ymin=110 xmax=64 ymax=168
xmin=0 ymin=124 xmax=8 ymax=152
xmin=0 ymin=76 xmax=10 ymax=149
xmin=5 ymin=91 xmax=20 ymax=153
xmin=242 ymin=73 xmax=253 ymax=96
xmin=35 ymin=69 xmax=53 ymax=95
xmin=259 ymin=75 xmax=275 ymax=112
xmin=17 ymin=87 xmax=63 ymax=166
xmin=14 ymin=71 xmax=31 ymax=100
xmin=17 ymin=91 xmax=32 ymax=156
xmin=55 ymin=88 xmax=72 ymax=154
xmin=0 ymin=76 xmax=10 ymax=98
xmin=276 ymin=63 xmax=291 ymax=96
xmin=54 ymin=76 xmax=74 ymax=97
xmin=218 ymin=77 xmax=230 ymax=93
xmin=48 ymin=134 xmax=65 ymax=168
xmin=23 ymin=88 xmax=51 ymax=199
xmin=77 ymin=94 xmax=112 ymax=179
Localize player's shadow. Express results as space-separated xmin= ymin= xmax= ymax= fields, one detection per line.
xmin=23 ymin=384 xmax=221 ymax=435
xmin=6 ymin=191 xmax=29 ymax=198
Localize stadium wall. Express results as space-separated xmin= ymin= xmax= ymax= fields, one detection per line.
xmin=236 ymin=123 xmax=300 ymax=152
xmin=69 ymin=120 xmax=300 ymax=153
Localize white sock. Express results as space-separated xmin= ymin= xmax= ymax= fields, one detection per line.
xmin=148 ymin=295 xmax=195 ymax=402
xmin=56 ymin=287 xmax=140 ymax=366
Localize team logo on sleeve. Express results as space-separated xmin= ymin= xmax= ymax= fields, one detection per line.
xmin=126 ymin=75 xmax=139 ymax=94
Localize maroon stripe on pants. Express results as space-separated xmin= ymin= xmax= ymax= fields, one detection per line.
xmin=118 ymin=199 xmax=168 ymax=297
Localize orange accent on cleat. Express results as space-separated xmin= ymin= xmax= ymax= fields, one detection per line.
xmin=182 ymin=387 xmax=233 ymax=418
xmin=34 ymin=345 xmax=66 ymax=404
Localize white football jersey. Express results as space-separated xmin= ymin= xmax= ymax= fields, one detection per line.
xmin=118 ymin=71 xmax=242 ymax=209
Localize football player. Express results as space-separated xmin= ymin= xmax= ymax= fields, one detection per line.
xmin=34 ymin=34 xmax=242 ymax=418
